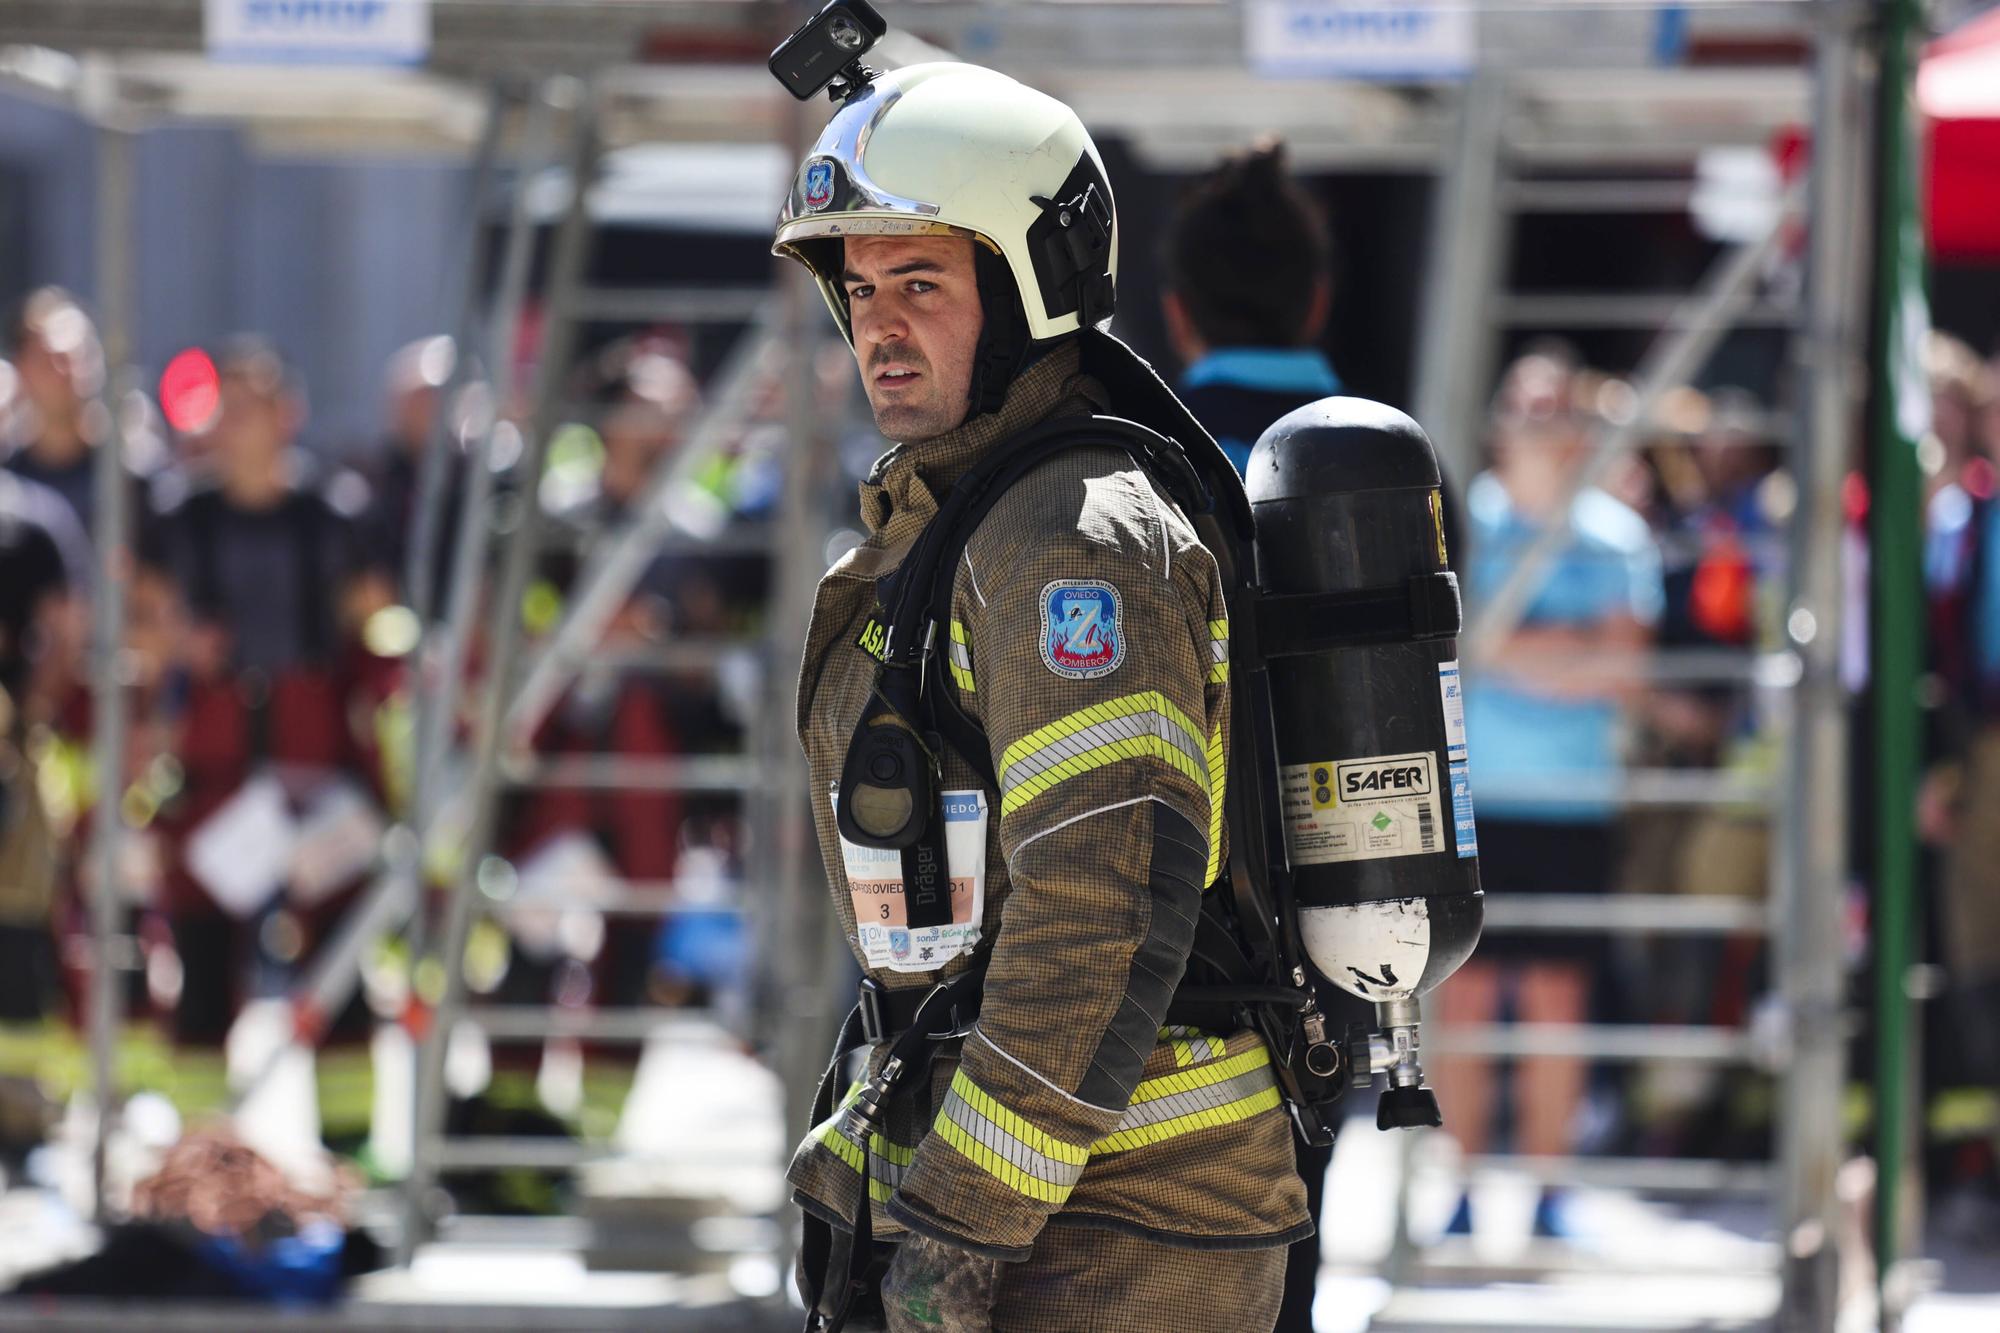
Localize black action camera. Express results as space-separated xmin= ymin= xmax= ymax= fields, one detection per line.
xmin=768 ymin=0 xmax=888 ymax=102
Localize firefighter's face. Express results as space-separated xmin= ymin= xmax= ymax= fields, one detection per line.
xmin=842 ymin=234 xmax=984 ymax=443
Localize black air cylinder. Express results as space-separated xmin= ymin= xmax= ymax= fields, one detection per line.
xmin=1244 ymin=398 xmax=1483 ymax=1007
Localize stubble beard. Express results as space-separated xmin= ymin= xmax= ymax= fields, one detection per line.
xmin=865 ymin=375 xmax=968 ymax=444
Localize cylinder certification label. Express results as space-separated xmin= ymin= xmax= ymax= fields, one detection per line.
xmin=1280 ymin=751 xmax=1446 ymax=865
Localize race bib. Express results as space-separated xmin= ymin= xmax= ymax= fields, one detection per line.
xmin=833 ymin=785 xmax=989 ymax=974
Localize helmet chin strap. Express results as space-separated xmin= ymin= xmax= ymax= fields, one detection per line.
xmin=966 ymin=245 xmax=1042 ymax=419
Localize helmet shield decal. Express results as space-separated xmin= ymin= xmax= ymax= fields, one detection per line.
xmin=776 ymin=81 xmax=941 ymax=235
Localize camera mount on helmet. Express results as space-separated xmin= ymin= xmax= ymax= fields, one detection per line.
xmin=768 ymin=0 xmax=888 ymax=103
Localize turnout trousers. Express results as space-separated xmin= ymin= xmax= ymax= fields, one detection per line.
xmin=866 ymin=1224 xmax=1285 ymax=1333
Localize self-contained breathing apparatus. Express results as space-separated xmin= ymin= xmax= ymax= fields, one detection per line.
xmin=769 ymin=10 xmax=1482 ymax=1326
xmin=826 ymin=329 xmax=1484 ymax=1156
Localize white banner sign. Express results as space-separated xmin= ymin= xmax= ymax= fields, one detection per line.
xmin=205 ymin=0 xmax=431 ymax=65
xmin=1246 ymin=0 xmax=1474 ymax=80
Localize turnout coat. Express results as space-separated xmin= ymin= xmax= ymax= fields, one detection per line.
xmin=788 ymin=343 xmax=1310 ymax=1260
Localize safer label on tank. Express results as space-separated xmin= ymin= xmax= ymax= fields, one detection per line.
xmin=1280 ymin=752 xmax=1447 ymax=866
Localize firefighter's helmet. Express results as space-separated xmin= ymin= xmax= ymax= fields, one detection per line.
xmin=772 ymin=62 xmax=1117 ymax=348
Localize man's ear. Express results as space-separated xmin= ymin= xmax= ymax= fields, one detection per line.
xmin=1161 ymin=291 xmax=1206 ymax=368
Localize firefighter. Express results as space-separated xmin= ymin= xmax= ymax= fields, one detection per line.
xmin=142 ymin=338 xmax=389 ymax=1055
xmin=776 ymin=64 xmax=1308 ymax=1331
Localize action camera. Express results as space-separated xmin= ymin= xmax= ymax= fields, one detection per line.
xmin=768 ymin=0 xmax=888 ymax=102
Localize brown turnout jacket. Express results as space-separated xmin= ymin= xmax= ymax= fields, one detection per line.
xmin=790 ymin=343 xmax=1310 ymax=1259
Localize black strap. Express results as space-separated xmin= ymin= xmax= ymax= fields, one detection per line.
xmin=1253 ymin=572 xmax=1462 ymax=657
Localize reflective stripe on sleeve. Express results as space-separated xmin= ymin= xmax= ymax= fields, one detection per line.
xmin=1204 ymin=721 xmax=1226 ymax=887
xmin=948 ymin=619 xmax=976 ymax=693
xmin=933 ymin=1067 xmax=1090 ymax=1204
xmin=1208 ymin=618 xmax=1229 ymax=684
xmin=1090 ymin=1044 xmax=1281 ymax=1155
xmin=996 ymin=691 xmax=1207 ymax=818
xmin=812 ymin=1083 xmax=920 ymax=1201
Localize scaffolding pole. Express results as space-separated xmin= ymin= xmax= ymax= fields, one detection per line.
xmin=405 ymin=80 xmax=510 ymax=630
xmin=84 ymin=101 xmax=135 ymax=1222
xmin=399 ymin=76 xmax=600 ymax=1265
xmin=1411 ymin=71 xmax=1511 ymax=504
xmin=1773 ymin=3 xmax=1869 ymax=1327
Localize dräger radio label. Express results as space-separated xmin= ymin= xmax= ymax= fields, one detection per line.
xmin=1280 ymin=751 xmax=1446 ymax=866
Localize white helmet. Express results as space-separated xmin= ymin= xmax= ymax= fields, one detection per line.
xmin=772 ymin=62 xmax=1118 ymax=353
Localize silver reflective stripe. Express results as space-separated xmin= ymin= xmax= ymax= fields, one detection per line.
xmin=949 ymin=640 xmax=973 ymax=671
xmin=1113 ymin=1061 xmax=1278 ymax=1134
xmin=937 ymin=1082 xmax=1086 ymax=1193
xmin=998 ymin=710 xmax=1207 ymax=801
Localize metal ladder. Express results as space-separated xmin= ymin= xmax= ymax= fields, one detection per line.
xmin=388 ymin=72 xmax=848 ymax=1271
xmin=1394 ymin=9 xmax=1870 ymax=1324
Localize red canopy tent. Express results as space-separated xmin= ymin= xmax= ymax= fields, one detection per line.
xmin=1923 ymin=6 xmax=2000 ymax=260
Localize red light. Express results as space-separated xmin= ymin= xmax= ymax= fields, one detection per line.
xmin=160 ymin=348 xmax=220 ymax=434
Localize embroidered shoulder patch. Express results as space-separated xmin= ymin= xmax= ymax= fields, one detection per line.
xmin=1040 ymin=579 xmax=1123 ymax=680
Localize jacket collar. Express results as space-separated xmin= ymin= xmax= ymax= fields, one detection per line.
xmin=858 ymin=341 xmax=1107 ymax=541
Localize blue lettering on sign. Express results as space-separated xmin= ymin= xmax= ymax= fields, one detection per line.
xmin=243 ymin=0 xmax=392 ymax=31
xmin=1448 ymin=761 xmax=1477 ymax=859
xmin=1288 ymin=7 xmax=1434 ymax=42
xmin=941 ymin=794 xmax=983 ymax=822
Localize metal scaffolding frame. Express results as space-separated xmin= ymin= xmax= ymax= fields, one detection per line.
xmin=1398 ymin=5 xmax=1872 ymax=1326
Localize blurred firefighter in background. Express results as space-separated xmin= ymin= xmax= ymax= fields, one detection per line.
xmin=0 ymin=291 xmax=98 ymax=1073
xmin=139 ymin=338 xmax=394 ymax=1116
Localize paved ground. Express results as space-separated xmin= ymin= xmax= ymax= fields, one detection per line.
xmin=3 ymin=1016 xmax=1998 ymax=1330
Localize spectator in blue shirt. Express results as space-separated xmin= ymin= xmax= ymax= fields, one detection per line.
xmin=1434 ymin=349 xmax=1664 ymax=1236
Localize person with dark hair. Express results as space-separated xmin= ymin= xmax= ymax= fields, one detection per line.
xmin=1159 ymin=138 xmax=1355 ymax=1333
xmin=1162 ymin=138 xmax=1340 ymax=478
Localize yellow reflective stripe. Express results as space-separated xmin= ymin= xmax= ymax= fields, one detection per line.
xmin=948 ymin=620 xmax=976 ymax=692
xmin=1208 ymin=661 xmax=1230 ymax=684
xmin=812 ymin=1082 xmax=918 ymax=1188
xmin=812 ymin=1083 xmax=867 ymax=1173
xmin=934 ymin=1068 xmax=1088 ymax=1205
xmin=1091 ymin=1045 xmax=1281 ymax=1154
xmin=999 ymin=690 xmax=1203 ymax=774
xmin=997 ymin=691 xmax=1207 ymax=818
xmin=1208 ymin=618 xmax=1229 ymax=639
xmin=1160 ymin=1025 xmax=1197 ymax=1068
xmin=1091 ymin=1085 xmax=1283 ymax=1154
xmin=1204 ymin=722 xmax=1226 ymax=887
xmin=1129 ymin=1043 xmax=1271 ymax=1104
xmin=1001 ymin=735 xmax=1203 ymax=817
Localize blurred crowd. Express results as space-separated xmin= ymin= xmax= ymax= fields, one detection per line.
xmin=0 ymin=286 xmax=796 ymax=1168
xmin=1425 ymin=325 xmax=2000 ymax=1241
